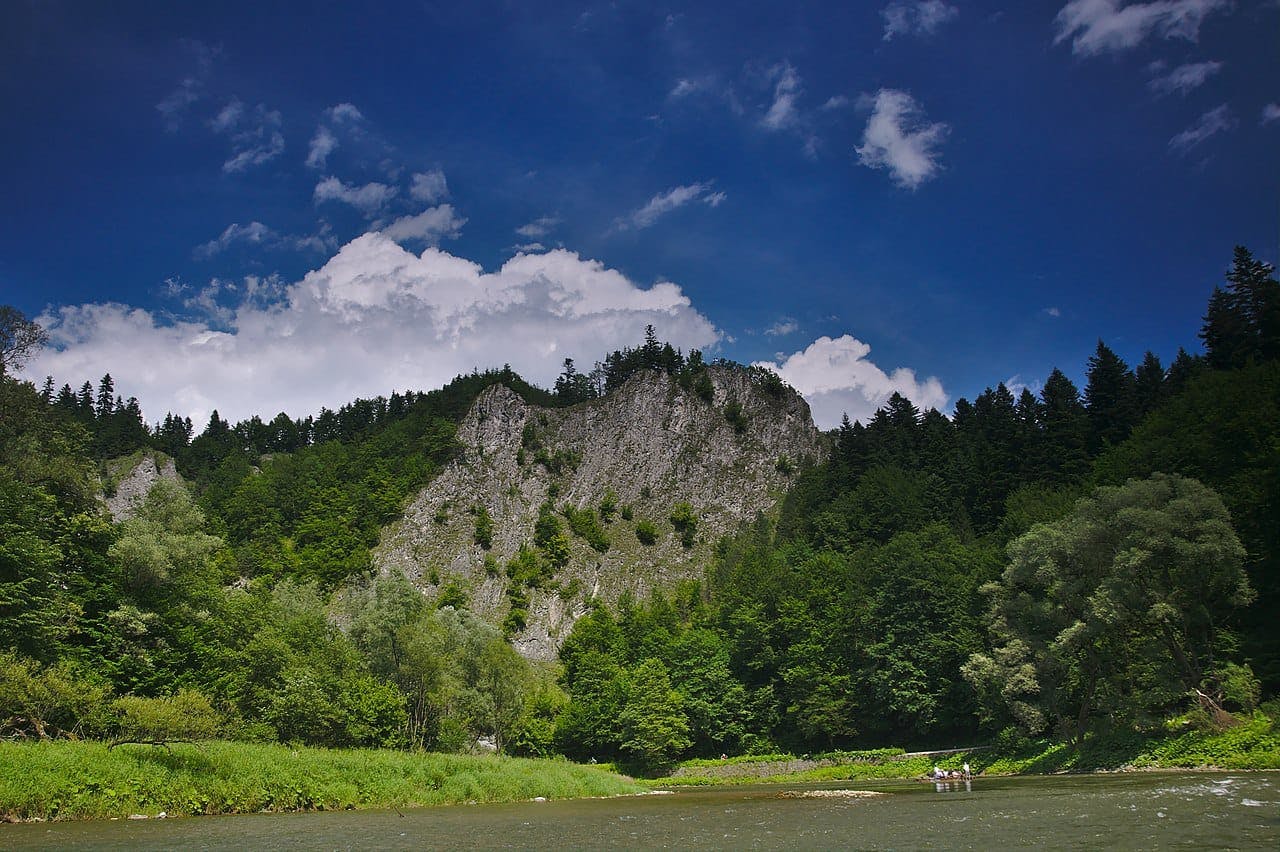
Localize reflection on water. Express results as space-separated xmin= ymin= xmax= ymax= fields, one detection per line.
xmin=3 ymin=771 xmax=1277 ymax=850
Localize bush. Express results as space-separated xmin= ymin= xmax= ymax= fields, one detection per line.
xmin=669 ymin=502 xmax=697 ymax=549
xmin=0 ymin=653 xmax=114 ymax=740
xmin=599 ymin=490 xmax=618 ymax=523
xmin=112 ymin=688 xmax=219 ymax=742
xmin=723 ymin=396 xmax=746 ymax=434
xmin=473 ymin=505 xmax=494 ymax=549
xmin=635 ymin=520 xmax=658 ymax=546
xmin=563 ymin=503 xmax=610 ymax=553
xmin=620 ymin=504 xmax=634 ymax=521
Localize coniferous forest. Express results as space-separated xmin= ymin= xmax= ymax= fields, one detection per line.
xmin=2 ymin=247 xmax=1278 ymax=775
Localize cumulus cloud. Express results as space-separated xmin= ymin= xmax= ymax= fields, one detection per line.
xmin=379 ymin=204 xmax=466 ymax=245
xmin=211 ymin=99 xmax=285 ymax=173
xmin=1147 ymin=60 xmax=1223 ymax=95
xmin=195 ymin=221 xmax=276 ymax=259
xmin=314 ymin=176 xmax=397 ymax=215
xmin=1169 ymin=104 xmax=1235 ymax=153
xmin=410 ymin=169 xmax=449 ymax=203
xmin=754 ymin=335 xmax=947 ymax=429
xmin=855 ymin=89 xmax=949 ymax=189
xmin=516 ymin=216 xmax=560 ymax=239
xmin=1053 ymin=0 xmax=1232 ymax=57
xmin=1262 ymin=103 xmax=1280 ymax=125
xmin=881 ymin=2 xmax=960 ymax=40
xmin=25 ymin=235 xmax=721 ymax=428
xmin=615 ymin=183 xmax=725 ymax=230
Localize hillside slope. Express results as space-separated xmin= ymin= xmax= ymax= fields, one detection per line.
xmin=376 ymin=366 xmax=824 ymax=659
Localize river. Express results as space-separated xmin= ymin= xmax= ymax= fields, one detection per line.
xmin=3 ymin=772 xmax=1276 ymax=849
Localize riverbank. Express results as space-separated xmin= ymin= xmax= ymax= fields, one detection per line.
xmin=0 ymin=740 xmax=644 ymax=822
xmin=661 ymin=714 xmax=1280 ymax=785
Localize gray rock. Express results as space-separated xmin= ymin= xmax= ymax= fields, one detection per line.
xmin=105 ymin=454 xmax=180 ymax=521
xmin=375 ymin=366 xmax=825 ymax=659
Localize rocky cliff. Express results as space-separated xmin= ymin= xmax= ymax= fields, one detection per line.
xmin=375 ymin=366 xmax=824 ymax=659
xmin=103 ymin=451 xmax=180 ymax=521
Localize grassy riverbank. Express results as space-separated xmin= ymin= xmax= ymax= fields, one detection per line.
xmin=661 ymin=715 xmax=1280 ymax=785
xmin=0 ymin=740 xmax=644 ymax=822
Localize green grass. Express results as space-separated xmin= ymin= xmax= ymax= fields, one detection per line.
xmin=659 ymin=714 xmax=1280 ymax=785
xmin=0 ymin=740 xmax=645 ymax=822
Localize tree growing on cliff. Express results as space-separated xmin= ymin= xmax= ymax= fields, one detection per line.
xmin=0 ymin=306 xmax=48 ymax=377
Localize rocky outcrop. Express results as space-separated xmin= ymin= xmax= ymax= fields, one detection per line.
xmin=104 ymin=452 xmax=180 ymax=521
xmin=375 ymin=366 xmax=824 ymax=659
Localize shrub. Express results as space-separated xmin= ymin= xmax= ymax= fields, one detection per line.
xmin=599 ymin=490 xmax=618 ymax=523
xmin=112 ymin=688 xmax=220 ymax=743
xmin=723 ymin=396 xmax=746 ymax=434
xmin=563 ymin=503 xmax=610 ymax=553
xmin=473 ymin=505 xmax=494 ymax=549
xmin=620 ymin=504 xmax=634 ymax=521
xmin=635 ymin=520 xmax=659 ymax=546
xmin=669 ymin=502 xmax=697 ymax=549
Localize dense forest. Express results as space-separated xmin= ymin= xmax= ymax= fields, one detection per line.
xmin=1 ymin=247 xmax=1276 ymax=773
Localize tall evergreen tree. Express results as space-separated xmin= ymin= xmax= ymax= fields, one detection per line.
xmin=1200 ymin=246 xmax=1280 ymax=368
xmin=1084 ymin=341 xmax=1137 ymax=452
xmin=95 ymin=374 xmax=115 ymax=419
xmin=1039 ymin=368 xmax=1090 ymax=483
xmin=1134 ymin=351 xmax=1165 ymax=417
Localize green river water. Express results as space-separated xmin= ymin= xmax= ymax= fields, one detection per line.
xmin=2 ymin=772 xmax=1277 ymax=850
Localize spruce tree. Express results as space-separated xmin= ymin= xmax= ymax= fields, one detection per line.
xmin=1039 ymin=368 xmax=1090 ymax=483
xmin=1134 ymin=351 xmax=1165 ymax=417
xmin=1084 ymin=341 xmax=1137 ymax=452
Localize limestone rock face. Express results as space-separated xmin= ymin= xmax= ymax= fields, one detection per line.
xmin=104 ymin=453 xmax=180 ymax=521
xmin=375 ymin=367 xmax=824 ymax=660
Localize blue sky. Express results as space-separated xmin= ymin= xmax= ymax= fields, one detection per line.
xmin=2 ymin=1 xmax=1276 ymax=428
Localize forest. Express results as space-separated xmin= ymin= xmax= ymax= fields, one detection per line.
xmin=1 ymin=246 xmax=1277 ymax=774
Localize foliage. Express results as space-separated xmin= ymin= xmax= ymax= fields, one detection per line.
xmin=112 ymin=688 xmax=219 ymax=742
xmin=473 ymin=505 xmax=494 ymax=549
xmin=563 ymin=503 xmax=610 ymax=552
xmin=964 ymin=474 xmax=1252 ymax=743
xmin=668 ymin=502 xmax=697 ymax=549
xmin=634 ymin=519 xmax=658 ymax=546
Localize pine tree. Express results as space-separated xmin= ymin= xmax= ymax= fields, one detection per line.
xmin=1084 ymin=341 xmax=1137 ymax=452
xmin=95 ymin=374 xmax=115 ymax=419
xmin=1200 ymin=246 xmax=1280 ymax=368
xmin=1039 ymin=368 xmax=1090 ymax=483
xmin=1134 ymin=351 xmax=1165 ymax=417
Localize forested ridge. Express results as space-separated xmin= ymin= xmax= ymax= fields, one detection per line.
xmin=1 ymin=247 xmax=1277 ymax=774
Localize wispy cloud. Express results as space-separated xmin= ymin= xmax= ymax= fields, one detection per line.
xmin=313 ymin=176 xmax=397 ymax=216
xmin=765 ymin=318 xmax=799 ymax=336
xmin=1044 ymin=306 xmax=1062 ymax=317
xmin=380 ymin=204 xmax=466 ymax=245
xmin=211 ymin=98 xmax=285 ymax=173
xmin=1169 ymin=104 xmax=1235 ymax=153
xmin=1262 ymin=103 xmax=1280 ymax=125
xmin=1147 ymin=60 xmax=1223 ymax=95
xmin=1054 ymin=0 xmax=1232 ymax=57
xmin=855 ymin=89 xmax=949 ymax=189
xmin=516 ymin=215 xmax=561 ymax=239
xmin=194 ymin=221 xmax=275 ymax=259
xmin=306 ymin=103 xmax=365 ymax=169
xmin=881 ymin=2 xmax=959 ymax=41
xmin=761 ymin=62 xmax=803 ymax=131
xmin=615 ymin=183 xmax=725 ymax=230
xmin=156 ymin=40 xmax=218 ymax=131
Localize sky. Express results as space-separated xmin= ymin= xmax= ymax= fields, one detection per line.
xmin=2 ymin=0 xmax=1277 ymax=430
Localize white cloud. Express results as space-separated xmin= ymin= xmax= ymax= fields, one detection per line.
xmin=304 ymin=103 xmax=365 ymax=169
xmin=155 ymin=40 xmax=217 ymax=132
xmin=380 ymin=204 xmax=466 ymax=245
xmin=195 ymin=221 xmax=276 ymax=259
xmin=25 ymin=235 xmax=721 ymax=429
xmin=1044 ymin=306 xmax=1062 ymax=317
xmin=754 ymin=335 xmax=947 ymax=429
xmin=211 ymin=99 xmax=285 ymax=173
xmin=1053 ymin=0 xmax=1232 ymax=57
xmin=1262 ymin=103 xmax=1280 ymax=125
xmin=326 ymin=103 xmax=363 ymax=123
xmin=855 ymin=89 xmax=949 ymax=189
xmin=1147 ymin=60 xmax=1223 ymax=95
xmin=410 ymin=169 xmax=450 ymax=203
xmin=512 ymin=242 xmax=546 ymax=253
xmin=615 ymin=183 xmax=725 ymax=230
xmin=306 ymin=126 xmax=338 ymax=169
xmin=516 ymin=216 xmax=560 ymax=239
xmin=1169 ymin=104 xmax=1235 ymax=153
xmin=314 ymin=176 xmax=398 ymax=215
xmin=765 ymin=318 xmax=799 ymax=336
xmin=762 ymin=63 xmax=803 ymax=131
xmin=881 ymin=2 xmax=960 ymax=40
xmin=669 ymin=78 xmax=703 ymax=99
xmin=821 ymin=95 xmax=851 ymax=111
